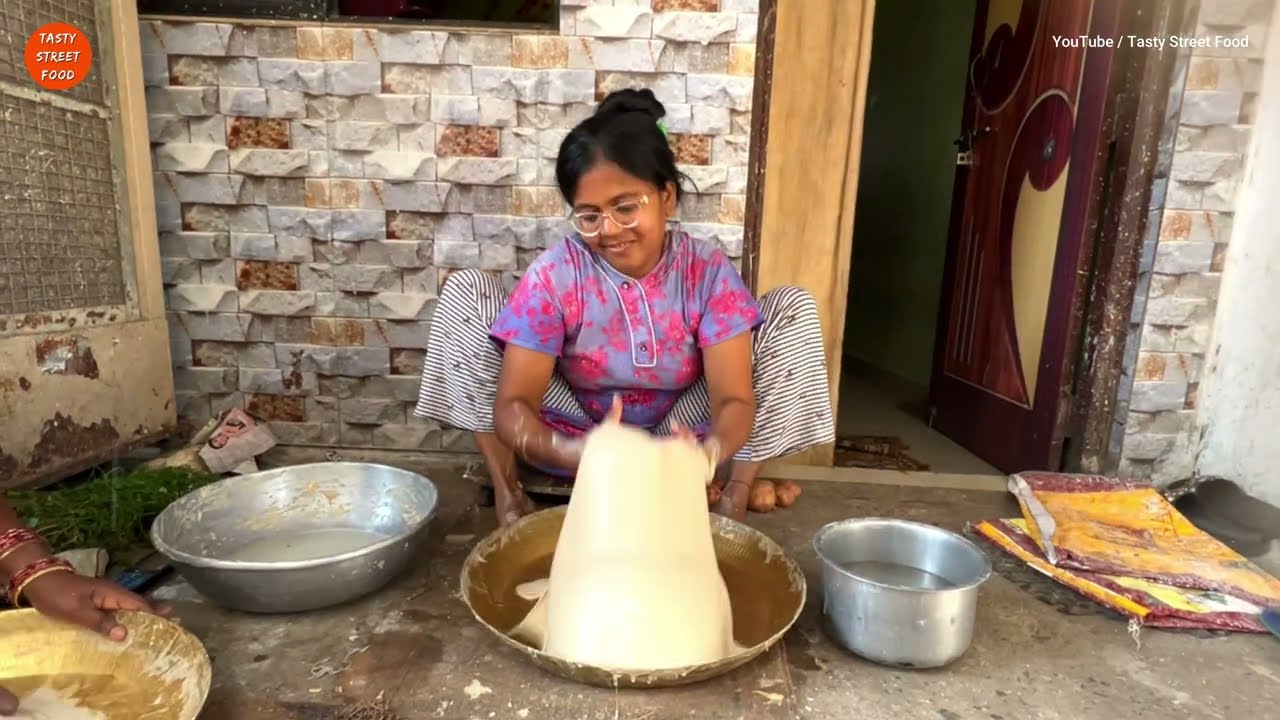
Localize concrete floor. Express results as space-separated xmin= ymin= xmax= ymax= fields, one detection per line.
xmin=158 ymin=448 xmax=1280 ymax=720
xmin=837 ymin=372 xmax=999 ymax=476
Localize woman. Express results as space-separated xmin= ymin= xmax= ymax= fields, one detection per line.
xmin=0 ymin=496 xmax=165 ymax=716
xmin=414 ymin=88 xmax=835 ymax=526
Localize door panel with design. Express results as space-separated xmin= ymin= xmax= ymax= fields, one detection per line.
xmin=931 ymin=0 xmax=1121 ymax=472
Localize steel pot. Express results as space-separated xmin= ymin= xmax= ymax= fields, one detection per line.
xmin=813 ymin=517 xmax=991 ymax=668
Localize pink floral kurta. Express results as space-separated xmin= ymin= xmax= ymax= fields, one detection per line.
xmin=489 ymin=231 xmax=761 ymax=435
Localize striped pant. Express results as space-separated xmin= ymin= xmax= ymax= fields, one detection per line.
xmin=414 ymin=269 xmax=836 ymax=463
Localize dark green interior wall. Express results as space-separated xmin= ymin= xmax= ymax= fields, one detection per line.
xmin=843 ymin=0 xmax=977 ymax=390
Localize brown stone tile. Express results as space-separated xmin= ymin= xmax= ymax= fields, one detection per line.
xmin=297 ymin=27 xmax=325 ymax=60
xmin=1185 ymin=58 xmax=1219 ymax=90
xmin=305 ymin=179 xmax=330 ymax=208
xmin=325 ymin=28 xmax=356 ymax=60
xmin=729 ymin=43 xmax=755 ymax=76
xmin=311 ymin=318 xmax=365 ymax=346
xmin=670 ymin=133 xmax=712 ymax=165
xmin=387 ymin=211 xmax=443 ymax=240
xmin=247 ymin=394 xmax=306 ymax=422
xmin=1184 ymin=382 xmax=1199 ymax=410
xmin=237 ymin=261 xmax=299 ymax=291
xmin=169 ymin=56 xmax=218 ymax=86
xmin=191 ymin=341 xmax=236 ymax=368
xmin=719 ymin=194 xmax=746 ymax=224
xmin=653 ymin=0 xmax=719 ymax=10
xmin=1159 ymin=210 xmax=1191 ymax=241
xmin=513 ymin=186 xmax=565 ymax=216
xmin=227 ymin=117 xmax=290 ymax=149
xmin=513 ymin=36 xmax=569 ymax=68
xmin=390 ymin=348 xmax=425 ymax=376
xmin=437 ymin=125 xmax=501 ymax=157
xmin=296 ymin=27 xmax=355 ymax=61
xmin=330 ymin=179 xmax=363 ymax=209
xmin=1135 ymin=353 xmax=1166 ymax=382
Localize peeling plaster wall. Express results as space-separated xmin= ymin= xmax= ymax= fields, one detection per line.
xmin=1195 ymin=7 xmax=1280 ymax=506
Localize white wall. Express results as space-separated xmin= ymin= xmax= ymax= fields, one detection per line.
xmin=1195 ymin=9 xmax=1280 ymax=506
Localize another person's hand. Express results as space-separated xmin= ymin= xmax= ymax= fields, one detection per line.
xmin=20 ymin=569 xmax=168 ymax=642
xmin=0 ymin=566 xmax=168 ymax=716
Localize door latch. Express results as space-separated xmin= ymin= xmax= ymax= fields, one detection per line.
xmin=956 ymin=151 xmax=974 ymax=166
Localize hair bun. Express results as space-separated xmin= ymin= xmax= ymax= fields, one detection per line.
xmin=595 ymin=88 xmax=666 ymax=121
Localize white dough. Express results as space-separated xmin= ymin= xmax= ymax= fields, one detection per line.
xmin=12 ymin=687 xmax=105 ymax=720
xmin=509 ymin=421 xmax=742 ymax=671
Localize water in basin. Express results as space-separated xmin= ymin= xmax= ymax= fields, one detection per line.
xmin=224 ymin=528 xmax=388 ymax=563
xmin=839 ymin=560 xmax=957 ymax=591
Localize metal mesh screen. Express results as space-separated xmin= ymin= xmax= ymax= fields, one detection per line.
xmin=0 ymin=0 xmax=105 ymax=105
xmin=0 ymin=93 xmax=126 ymax=315
xmin=0 ymin=0 xmax=126 ymax=317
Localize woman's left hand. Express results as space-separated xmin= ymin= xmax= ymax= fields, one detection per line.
xmin=670 ymin=420 xmax=721 ymax=469
xmin=21 ymin=570 xmax=168 ymax=641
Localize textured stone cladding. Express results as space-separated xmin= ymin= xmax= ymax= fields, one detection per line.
xmin=141 ymin=0 xmax=760 ymax=449
xmin=1117 ymin=0 xmax=1274 ymax=481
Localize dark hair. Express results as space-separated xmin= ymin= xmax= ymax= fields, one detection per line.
xmin=555 ymin=88 xmax=688 ymax=205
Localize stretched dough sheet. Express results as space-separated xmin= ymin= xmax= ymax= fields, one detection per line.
xmin=974 ymin=518 xmax=1267 ymax=633
xmin=1003 ymin=472 xmax=1280 ymax=614
xmin=509 ymin=421 xmax=738 ymax=672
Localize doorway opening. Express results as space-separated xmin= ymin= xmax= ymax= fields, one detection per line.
xmin=838 ymin=0 xmax=992 ymax=475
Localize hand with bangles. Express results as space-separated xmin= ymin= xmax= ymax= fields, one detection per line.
xmin=0 ymin=501 xmax=168 ymax=716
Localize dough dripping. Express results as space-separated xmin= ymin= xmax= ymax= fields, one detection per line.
xmin=11 ymin=687 xmax=105 ymax=720
xmin=508 ymin=420 xmax=743 ymax=671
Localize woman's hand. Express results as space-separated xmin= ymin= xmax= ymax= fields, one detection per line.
xmin=20 ymin=570 xmax=168 ymax=641
xmin=670 ymin=420 xmax=722 ymax=471
xmin=0 ymin=686 xmax=17 ymax=716
xmin=712 ymin=480 xmax=751 ymax=522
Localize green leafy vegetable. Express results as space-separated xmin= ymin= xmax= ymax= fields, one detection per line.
xmin=7 ymin=466 xmax=216 ymax=556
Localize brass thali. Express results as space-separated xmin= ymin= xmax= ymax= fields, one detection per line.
xmin=460 ymin=505 xmax=807 ymax=688
xmin=0 ymin=609 xmax=211 ymax=719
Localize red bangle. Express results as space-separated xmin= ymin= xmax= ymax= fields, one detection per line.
xmin=0 ymin=528 xmax=42 ymax=561
xmin=6 ymin=556 xmax=74 ymax=606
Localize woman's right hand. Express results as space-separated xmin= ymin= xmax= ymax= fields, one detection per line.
xmin=1 ymin=685 xmax=18 ymax=716
xmin=495 ymin=483 xmax=535 ymax=527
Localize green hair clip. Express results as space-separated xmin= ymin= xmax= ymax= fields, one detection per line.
xmin=656 ymin=119 xmax=669 ymax=137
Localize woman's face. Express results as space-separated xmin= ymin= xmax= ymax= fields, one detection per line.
xmin=570 ymin=161 xmax=677 ymax=278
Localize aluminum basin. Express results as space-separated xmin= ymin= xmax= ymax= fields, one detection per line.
xmin=813 ymin=517 xmax=991 ymax=668
xmin=461 ymin=505 xmax=806 ymax=688
xmin=151 ymin=462 xmax=438 ymax=614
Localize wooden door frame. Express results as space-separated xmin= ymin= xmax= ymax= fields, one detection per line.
xmin=742 ymin=0 xmax=1191 ymax=474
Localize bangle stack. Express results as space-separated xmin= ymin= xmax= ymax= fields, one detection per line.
xmin=5 ymin=556 xmax=75 ymax=607
xmin=1 ymin=528 xmax=73 ymax=607
xmin=0 ymin=527 xmax=41 ymax=563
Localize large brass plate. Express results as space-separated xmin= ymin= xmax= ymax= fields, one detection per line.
xmin=460 ymin=506 xmax=807 ymax=688
xmin=0 ymin=609 xmax=211 ymax=719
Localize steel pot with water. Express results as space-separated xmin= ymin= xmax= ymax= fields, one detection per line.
xmin=813 ymin=517 xmax=991 ymax=669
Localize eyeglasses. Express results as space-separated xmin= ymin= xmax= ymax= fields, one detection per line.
xmin=570 ymin=195 xmax=650 ymax=238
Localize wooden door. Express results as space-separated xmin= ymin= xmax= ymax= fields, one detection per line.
xmin=0 ymin=1 xmax=174 ymax=489
xmin=930 ymin=0 xmax=1121 ymax=473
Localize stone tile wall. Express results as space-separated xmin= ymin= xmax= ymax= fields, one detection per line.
xmin=1117 ymin=0 xmax=1274 ymax=482
xmin=141 ymin=0 xmax=759 ymax=449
